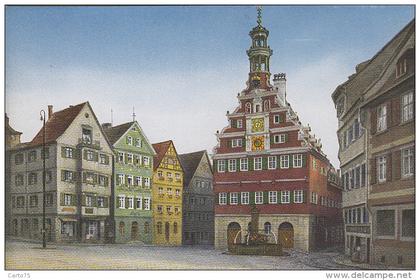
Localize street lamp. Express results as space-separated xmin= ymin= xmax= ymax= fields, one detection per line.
xmin=40 ymin=110 xmax=47 ymax=248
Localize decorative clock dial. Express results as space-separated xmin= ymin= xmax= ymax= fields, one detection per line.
xmin=251 ymin=118 xmax=264 ymax=133
xmin=251 ymin=136 xmax=265 ymax=151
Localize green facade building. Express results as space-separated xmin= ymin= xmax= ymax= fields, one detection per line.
xmin=103 ymin=121 xmax=156 ymax=243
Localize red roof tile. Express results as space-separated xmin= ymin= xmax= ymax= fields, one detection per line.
xmin=152 ymin=140 xmax=172 ymax=170
xmin=29 ymin=102 xmax=87 ymax=147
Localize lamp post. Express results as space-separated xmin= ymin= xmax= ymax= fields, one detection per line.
xmin=40 ymin=110 xmax=47 ymax=248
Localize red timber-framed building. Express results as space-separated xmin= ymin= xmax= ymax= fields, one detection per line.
xmin=213 ymin=8 xmax=343 ymax=252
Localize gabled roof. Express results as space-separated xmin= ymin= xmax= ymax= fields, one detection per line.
xmin=179 ymin=150 xmax=207 ymax=187
xmin=29 ymin=102 xmax=87 ymax=147
xmin=5 ymin=114 xmax=22 ymax=135
xmin=103 ymin=121 xmax=134 ymax=145
xmin=332 ymin=19 xmax=414 ymax=101
xmin=152 ymin=140 xmax=173 ymax=170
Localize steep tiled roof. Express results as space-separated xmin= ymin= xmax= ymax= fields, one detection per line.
xmin=29 ymin=102 xmax=87 ymax=147
xmin=332 ymin=19 xmax=414 ymax=103
xmin=179 ymin=150 xmax=206 ymax=186
xmin=103 ymin=122 xmax=134 ymax=145
xmin=152 ymin=140 xmax=172 ymax=170
xmin=5 ymin=114 xmax=22 ymax=135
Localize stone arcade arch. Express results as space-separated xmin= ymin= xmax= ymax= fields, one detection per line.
xmin=278 ymin=222 xmax=294 ymax=249
xmin=227 ymin=222 xmax=241 ymax=247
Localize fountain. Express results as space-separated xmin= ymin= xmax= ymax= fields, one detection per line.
xmin=228 ymin=206 xmax=284 ymax=256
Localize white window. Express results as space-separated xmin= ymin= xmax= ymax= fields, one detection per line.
xmin=241 ymin=192 xmax=249 ymax=204
xmin=158 ymin=187 xmax=163 ymax=194
xmin=144 ymin=177 xmax=151 ymax=187
xmin=136 ymin=176 xmax=142 ymax=186
xmin=175 ymin=173 xmax=181 ymax=181
xmin=280 ymin=155 xmax=289 ymax=169
xmin=293 ymin=154 xmax=303 ymax=168
xmin=240 ymin=158 xmax=248 ymax=171
xmin=86 ymin=150 xmax=94 ymax=161
xmin=218 ymin=160 xmax=226 ymax=172
xmin=97 ymin=197 xmax=105 ymax=207
xmin=143 ymin=198 xmax=150 ymax=210
xmin=117 ymin=174 xmax=124 ymax=185
xmin=231 ymin=139 xmax=243 ymax=148
xmin=136 ymin=197 xmax=142 ymax=210
xmin=135 ymin=138 xmax=141 ymax=147
xmin=167 ymin=188 xmax=173 ymax=195
xmin=127 ymin=175 xmax=133 ymax=186
xmin=127 ymin=153 xmax=133 ymax=164
xmin=274 ymin=134 xmax=286 ymax=144
xmin=273 ymin=115 xmax=280 ymax=124
xmin=143 ymin=156 xmax=150 ymax=166
xmin=294 ymin=190 xmax=304 ymax=203
xmin=254 ymin=157 xmax=262 ymax=170
xmin=268 ymin=191 xmax=277 ymax=204
xmin=230 ymin=192 xmax=238 ymax=205
xmin=127 ymin=197 xmax=134 ymax=209
xmin=85 ymin=195 xmax=93 ymax=207
xmin=402 ymin=93 xmax=414 ymax=122
xmin=311 ymin=192 xmax=318 ymax=204
xmin=127 ymin=136 xmax=133 ymax=145
xmin=118 ymin=152 xmax=124 ymax=162
xmin=118 ymin=196 xmax=125 ymax=208
xmin=219 ymin=193 xmax=227 ymax=205
xmin=377 ymin=156 xmax=387 ymax=183
xmin=237 ymin=119 xmax=243 ymax=128
xmin=255 ymin=192 xmax=263 ymax=204
xmin=64 ymin=147 xmax=73 ymax=158
xmin=402 ymin=148 xmax=414 ymax=177
xmin=64 ymin=194 xmax=72 ymax=206
xmin=99 ymin=154 xmax=107 ymax=164
xmin=281 ymin=191 xmax=290 ymax=203
xmin=377 ymin=104 xmax=387 ymax=132
xmin=228 ymin=159 xmax=237 ymax=172
xmin=268 ymin=156 xmax=277 ymax=169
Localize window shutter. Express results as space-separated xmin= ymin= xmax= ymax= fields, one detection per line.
xmin=386 ymin=101 xmax=392 ymax=129
xmin=392 ymin=98 xmax=401 ymax=126
xmin=370 ymin=108 xmax=377 ymax=135
xmin=236 ymin=159 xmax=241 ymax=171
xmin=148 ymin=198 xmax=152 ymax=209
xmin=290 ymin=191 xmax=294 ymax=203
xmin=104 ymin=197 xmax=109 ymax=208
xmin=82 ymin=172 xmax=87 ymax=183
xmin=105 ymin=155 xmax=110 ymax=165
xmin=226 ymin=193 xmax=230 ymax=205
xmin=84 ymin=150 xmax=88 ymax=160
xmin=125 ymin=197 xmax=129 ymax=208
xmin=277 ymin=191 xmax=282 ymax=204
xmin=289 ymin=155 xmax=293 ymax=168
xmin=393 ymin=150 xmax=401 ymax=180
xmin=262 ymin=157 xmax=268 ymax=170
xmin=249 ymin=157 xmax=254 ymax=171
xmin=60 ymin=193 xmax=64 ymax=206
xmin=386 ymin=153 xmax=392 ymax=182
xmin=302 ymin=154 xmax=307 ymax=167
xmin=81 ymin=194 xmax=86 ymax=206
xmin=93 ymin=174 xmax=98 ymax=184
xmin=94 ymin=152 xmax=99 ymax=162
xmin=370 ymin=158 xmax=377 ymax=185
xmin=73 ymin=148 xmax=79 ymax=159
xmin=279 ymin=114 xmax=283 ymax=123
xmin=227 ymin=140 xmax=231 ymax=148
xmin=71 ymin=194 xmax=77 ymax=206
xmin=92 ymin=196 xmax=97 ymax=207
xmin=105 ymin=176 xmax=109 ymax=187
xmin=303 ymin=190 xmax=307 ymax=203
xmin=61 ymin=170 xmax=65 ymax=181
xmin=61 ymin=147 xmax=66 ymax=158
xmin=125 ymin=154 xmax=128 ymax=164
xmin=263 ymin=191 xmax=268 ymax=204
xmin=285 ymin=133 xmax=289 ymax=142
xmin=250 ymin=192 xmax=255 ymax=205
xmin=231 ymin=119 xmax=236 ymax=128
xmin=270 ymin=135 xmax=274 ymax=146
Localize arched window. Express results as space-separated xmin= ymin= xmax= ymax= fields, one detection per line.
xmin=255 ymin=104 xmax=261 ymax=112
xmin=144 ymin=222 xmax=149 ymax=234
xmin=119 ymin=221 xmax=125 ymax=236
xmin=264 ymin=222 xmax=272 ymax=234
xmin=245 ymin=102 xmax=252 ymax=113
xmin=264 ymin=100 xmax=270 ymax=111
xmin=173 ymin=222 xmax=178 ymax=234
xmin=157 ymin=222 xmax=162 ymax=234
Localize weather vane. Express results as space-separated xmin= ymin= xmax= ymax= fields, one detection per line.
xmin=257 ymin=6 xmax=262 ymax=26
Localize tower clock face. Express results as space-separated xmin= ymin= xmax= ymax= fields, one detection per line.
xmin=251 ymin=136 xmax=265 ymax=151
xmin=251 ymin=118 xmax=264 ymax=132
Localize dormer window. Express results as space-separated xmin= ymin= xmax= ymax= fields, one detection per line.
xmin=82 ymin=128 xmax=92 ymax=144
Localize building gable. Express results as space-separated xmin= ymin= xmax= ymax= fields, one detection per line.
xmin=113 ymin=122 xmax=156 ymax=156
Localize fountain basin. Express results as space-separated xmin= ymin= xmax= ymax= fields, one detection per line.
xmin=228 ymin=243 xmax=284 ymax=256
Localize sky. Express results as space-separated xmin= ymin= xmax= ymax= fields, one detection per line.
xmin=5 ymin=5 xmax=415 ymax=167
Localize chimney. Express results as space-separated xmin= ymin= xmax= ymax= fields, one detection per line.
xmin=273 ymin=73 xmax=286 ymax=106
xmin=102 ymin=123 xmax=112 ymax=130
xmin=48 ymin=105 xmax=53 ymax=119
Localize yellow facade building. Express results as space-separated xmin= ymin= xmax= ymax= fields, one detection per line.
xmin=152 ymin=140 xmax=184 ymax=245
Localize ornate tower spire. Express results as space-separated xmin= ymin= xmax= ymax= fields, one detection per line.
xmin=246 ymin=6 xmax=273 ymax=91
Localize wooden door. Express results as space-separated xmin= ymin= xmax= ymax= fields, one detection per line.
xmin=131 ymin=222 xmax=139 ymax=241
xmin=165 ymin=222 xmax=170 ymax=242
xmin=278 ymin=223 xmax=294 ymax=249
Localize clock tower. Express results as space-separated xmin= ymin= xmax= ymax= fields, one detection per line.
xmin=213 ymin=6 xmax=343 ymax=252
